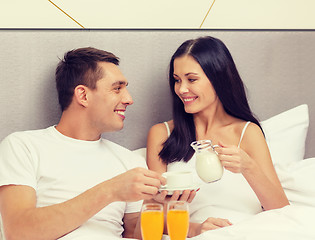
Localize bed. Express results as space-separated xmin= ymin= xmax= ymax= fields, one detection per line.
xmin=0 ymin=30 xmax=315 ymax=240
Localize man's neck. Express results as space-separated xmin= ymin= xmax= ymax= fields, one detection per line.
xmin=56 ymin=112 xmax=101 ymax=141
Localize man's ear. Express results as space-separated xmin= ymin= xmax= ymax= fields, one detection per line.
xmin=73 ymin=85 xmax=89 ymax=107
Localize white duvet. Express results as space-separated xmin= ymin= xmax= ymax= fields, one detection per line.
xmin=161 ymin=157 xmax=315 ymax=240
xmin=189 ymin=158 xmax=315 ymax=240
xmin=188 ymin=205 xmax=315 ymax=240
xmin=131 ymin=150 xmax=315 ymax=240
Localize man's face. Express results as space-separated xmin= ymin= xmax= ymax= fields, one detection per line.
xmin=87 ymin=62 xmax=133 ymax=133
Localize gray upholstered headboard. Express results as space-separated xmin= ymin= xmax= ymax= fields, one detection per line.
xmin=0 ymin=30 xmax=314 ymax=158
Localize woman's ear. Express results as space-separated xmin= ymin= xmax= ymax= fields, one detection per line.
xmin=73 ymin=85 xmax=89 ymax=107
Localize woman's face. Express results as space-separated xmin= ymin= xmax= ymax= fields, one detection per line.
xmin=173 ymin=55 xmax=218 ymax=114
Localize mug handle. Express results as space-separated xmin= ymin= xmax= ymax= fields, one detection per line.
xmin=160 ymin=174 xmax=168 ymax=189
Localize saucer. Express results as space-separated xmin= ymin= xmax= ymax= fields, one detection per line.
xmin=159 ymin=184 xmax=200 ymax=195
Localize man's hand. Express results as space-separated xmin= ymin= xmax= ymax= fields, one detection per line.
xmin=109 ymin=167 xmax=166 ymax=202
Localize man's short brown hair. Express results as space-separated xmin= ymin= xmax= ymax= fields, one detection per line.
xmin=55 ymin=47 xmax=119 ymax=111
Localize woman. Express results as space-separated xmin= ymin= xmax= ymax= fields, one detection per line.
xmin=147 ymin=36 xmax=289 ymax=235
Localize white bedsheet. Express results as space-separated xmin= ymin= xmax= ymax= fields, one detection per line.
xmin=162 ymin=205 xmax=315 ymax=240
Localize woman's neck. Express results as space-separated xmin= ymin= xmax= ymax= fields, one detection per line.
xmin=193 ymin=102 xmax=232 ymax=139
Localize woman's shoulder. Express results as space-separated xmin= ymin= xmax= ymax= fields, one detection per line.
xmin=165 ymin=120 xmax=174 ymax=131
xmin=231 ymin=119 xmax=261 ymax=135
xmin=229 ymin=120 xmax=263 ymax=144
xmin=148 ymin=120 xmax=174 ymax=142
xmin=150 ymin=120 xmax=174 ymax=133
xmin=239 ymin=121 xmax=265 ymax=149
xmin=224 ymin=119 xmax=265 ymax=155
xmin=243 ymin=121 xmax=263 ymax=136
xmin=147 ymin=121 xmax=173 ymax=164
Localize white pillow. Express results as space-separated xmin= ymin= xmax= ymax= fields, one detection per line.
xmin=133 ymin=147 xmax=146 ymax=159
xmin=260 ymin=104 xmax=309 ymax=167
xmin=276 ymin=158 xmax=315 ymax=208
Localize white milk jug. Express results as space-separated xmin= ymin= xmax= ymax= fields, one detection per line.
xmin=190 ymin=140 xmax=223 ymax=183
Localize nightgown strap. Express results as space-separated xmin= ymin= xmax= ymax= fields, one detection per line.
xmin=238 ymin=121 xmax=251 ymax=148
xmin=163 ymin=121 xmax=171 ymax=137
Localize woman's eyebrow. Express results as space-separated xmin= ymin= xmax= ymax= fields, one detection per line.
xmin=173 ymin=72 xmax=198 ymax=76
xmin=185 ymin=72 xmax=198 ymax=76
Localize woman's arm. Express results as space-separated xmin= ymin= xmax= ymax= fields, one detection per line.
xmin=188 ymin=218 xmax=232 ymax=237
xmin=146 ymin=122 xmax=200 ymax=236
xmin=146 ymin=122 xmax=187 ymax=201
xmin=146 ymin=123 xmax=169 ymax=174
xmin=146 ymin=121 xmax=196 ymax=203
xmin=217 ymin=123 xmax=289 ymax=210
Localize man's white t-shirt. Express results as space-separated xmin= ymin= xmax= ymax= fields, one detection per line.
xmin=0 ymin=126 xmax=146 ymax=239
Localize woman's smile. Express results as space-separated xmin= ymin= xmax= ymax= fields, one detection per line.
xmin=182 ymin=96 xmax=198 ymax=104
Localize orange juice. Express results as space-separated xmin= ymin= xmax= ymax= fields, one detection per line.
xmin=141 ymin=210 xmax=164 ymax=240
xmin=167 ymin=209 xmax=189 ymax=240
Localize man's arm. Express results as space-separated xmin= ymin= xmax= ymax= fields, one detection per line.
xmin=0 ymin=167 xmax=164 ymax=240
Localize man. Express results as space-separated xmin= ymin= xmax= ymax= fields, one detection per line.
xmin=0 ymin=47 xmax=165 ymax=239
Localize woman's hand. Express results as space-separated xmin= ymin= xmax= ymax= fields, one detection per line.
xmin=216 ymin=141 xmax=257 ymax=174
xmin=188 ymin=217 xmax=232 ymax=237
xmin=153 ymin=189 xmax=197 ymax=204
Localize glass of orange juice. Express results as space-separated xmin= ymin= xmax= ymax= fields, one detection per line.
xmin=141 ymin=203 xmax=164 ymax=240
xmin=167 ymin=201 xmax=189 ymax=240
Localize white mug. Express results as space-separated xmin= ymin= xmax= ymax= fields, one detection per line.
xmin=161 ymin=171 xmax=193 ymax=189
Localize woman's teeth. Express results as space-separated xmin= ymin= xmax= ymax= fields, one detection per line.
xmin=183 ymin=98 xmax=195 ymax=102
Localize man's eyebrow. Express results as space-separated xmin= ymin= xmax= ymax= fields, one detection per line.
xmin=112 ymin=81 xmax=128 ymax=86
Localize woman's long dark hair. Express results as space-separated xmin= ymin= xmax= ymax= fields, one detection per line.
xmin=159 ymin=36 xmax=263 ymax=164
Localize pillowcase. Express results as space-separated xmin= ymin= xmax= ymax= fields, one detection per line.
xmin=132 ymin=147 xmax=146 ymax=159
xmin=260 ymin=104 xmax=309 ymax=167
xmin=276 ymin=157 xmax=315 ymax=208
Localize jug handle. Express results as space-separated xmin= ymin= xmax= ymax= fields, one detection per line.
xmin=212 ymin=144 xmax=220 ymax=155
